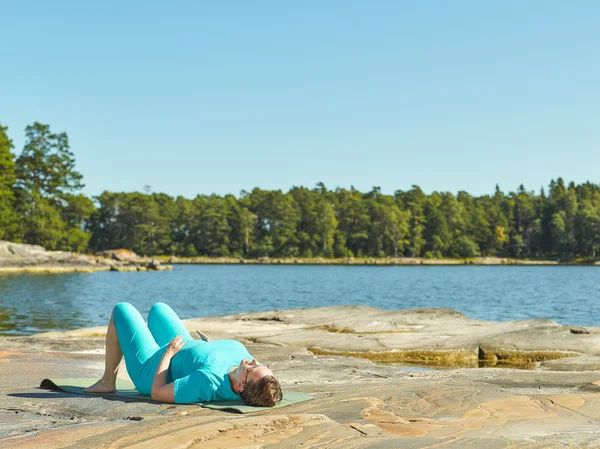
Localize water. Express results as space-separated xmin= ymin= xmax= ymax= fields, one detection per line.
xmin=1 ymin=265 xmax=599 ymax=335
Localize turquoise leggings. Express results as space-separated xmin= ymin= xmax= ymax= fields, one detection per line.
xmin=112 ymin=302 xmax=193 ymax=394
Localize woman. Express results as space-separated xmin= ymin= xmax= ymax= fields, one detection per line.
xmin=84 ymin=302 xmax=283 ymax=407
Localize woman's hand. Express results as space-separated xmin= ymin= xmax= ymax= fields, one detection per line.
xmin=196 ymin=330 xmax=213 ymax=342
xmin=152 ymin=338 xmax=181 ymax=402
xmin=165 ymin=335 xmax=185 ymax=357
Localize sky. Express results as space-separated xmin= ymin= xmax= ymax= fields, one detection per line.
xmin=1 ymin=1 xmax=599 ymax=199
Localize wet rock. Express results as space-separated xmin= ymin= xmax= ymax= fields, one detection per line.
xmin=147 ymin=259 xmax=161 ymax=270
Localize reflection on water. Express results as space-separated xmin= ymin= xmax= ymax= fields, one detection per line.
xmin=1 ymin=265 xmax=600 ymax=335
xmin=0 ymin=273 xmax=94 ymax=335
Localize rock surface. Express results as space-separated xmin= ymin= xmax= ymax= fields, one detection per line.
xmin=0 ymin=241 xmax=172 ymax=273
xmin=2 ymin=306 xmax=600 ymax=447
xmin=97 ymin=249 xmax=139 ymax=262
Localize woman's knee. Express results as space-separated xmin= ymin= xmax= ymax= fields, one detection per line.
xmin=150 ymin=302 xmax=169 ymax=311
xmin=113 ymin=302 xmax=136 ymax=320
xmin=148 ymin=302 xmax=173 ymax=319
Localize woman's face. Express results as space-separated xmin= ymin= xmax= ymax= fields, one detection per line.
xmin=236 ymin=358 xmax=273 ymax=388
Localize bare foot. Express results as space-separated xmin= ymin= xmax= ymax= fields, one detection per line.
xmin=83 ymin=379 xmax=116 ymax=394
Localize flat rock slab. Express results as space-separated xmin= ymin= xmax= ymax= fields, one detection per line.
xmin=3 ymin=306 xmax=600 ymax=448
xmin=185 ymin=305 xmax=600 ymax=369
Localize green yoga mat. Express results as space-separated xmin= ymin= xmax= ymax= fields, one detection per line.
xmin=40 ymin=378 xmax=313 ymax=414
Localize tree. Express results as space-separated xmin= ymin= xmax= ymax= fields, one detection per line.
xmin=14 ymin=123 xmax=88 ymax=249
xmin=138 ymin=193 xmax=177 ymax=255
xmin=238 ymin=207 xmax=257 ymax=256
xmin=454 ymin=235 xmax=480 ymax=258
xmin=289 ymin=186 xmax=319 ymax=257
xmin=335 ymin=187 xmax=370 ymax=257
xmin=270 ymin=191 xmax=300 ymax=257
xmin=549 ymin=211 xmax=567 ymax=259
xmin=314 ymin=199 xmax=337 ymax=257
xmin=16 ymin=123 xmax=83 ymax=197
xmin=0 ymin=124 xmax=17 ymax=240
xmin=88 ymin=192 xmax=175 ymax=255
xmin=440 ymin=192 xmax=469 ymax=257
xmin=478 ymin=185 xmax=510 ymax=256
xmin=381 ymin=201 xmax=409 ymax=257
xmin=189 ymin=195 xmax=231 ymax=257
xmin=574 ymin=201 xmax=600 ymax=258
xmin=171 ymin=196 xmax=197 ymax=256
xmin=457 ymin=191 xmax=490 ymax=256
xmin=423 ymin=193 xmax=452 ymax=257
xmin=9 ymin=134 xmax=600 ymax=264
xmin=511 ymin=186 xmax=538 ymax=257
xmin=19 ymin=191 xmax=66 ymax=249
xmin=61 ymin=193 xmax=95 ymax=252
xmin=396 ymin=186 xmax=426 ymax=257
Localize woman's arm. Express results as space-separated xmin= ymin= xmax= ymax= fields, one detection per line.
xmin=151 ymin=335 xmax=185 ymax=402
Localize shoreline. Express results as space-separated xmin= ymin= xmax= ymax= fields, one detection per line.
xmin=148 ymin=255 xmax=594 ymax=266
xmin=0 ymin=265 xmax=173 ymax=274
xmin=2 ymin=241 xmax=598 ymax=274
xmin=3 ymin=255 xmax=600 ymax=274
xmin=0 ymin=241 xmax=173 ymax=274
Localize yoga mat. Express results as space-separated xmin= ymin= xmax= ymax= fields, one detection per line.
xmin=40 ymin=378 xmax=313 ymax=414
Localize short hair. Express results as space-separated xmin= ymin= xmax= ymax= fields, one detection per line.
xmin=240 ymin=375 xmax=283 ymax=407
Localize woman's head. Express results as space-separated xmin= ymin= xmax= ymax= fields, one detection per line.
xmin=233 ymin=359 xmax=283 ymax=407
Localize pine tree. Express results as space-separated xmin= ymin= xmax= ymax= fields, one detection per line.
xmin=0 ymin=124 xmax=17 ymax=240
xmin=15 ymin=122 xmax=89 ymax=249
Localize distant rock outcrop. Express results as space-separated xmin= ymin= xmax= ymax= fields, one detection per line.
xmin=97 ymin=249 xmax=138 ymax=262
xmin=0 ymin=241 xmax=97 ymax=268
xmin=0 ymin=241 xmax=171 ymax=273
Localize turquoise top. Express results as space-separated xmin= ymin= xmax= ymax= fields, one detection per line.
xmin=170 ymin=339 xmax=252 ymax=404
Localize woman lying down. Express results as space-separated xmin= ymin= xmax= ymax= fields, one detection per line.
xmin=84 ymin=302 xmax=283 ymax=407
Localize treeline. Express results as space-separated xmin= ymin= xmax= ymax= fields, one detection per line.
xmin=1 ymin=123 xmax=600 ymax=260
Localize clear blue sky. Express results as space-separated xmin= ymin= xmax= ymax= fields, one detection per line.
xmin=1 ymin=1 xmax=598 ymax=199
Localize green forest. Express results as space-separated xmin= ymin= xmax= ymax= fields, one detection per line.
xmin=1 ymin=122 xmax=599 ymax=261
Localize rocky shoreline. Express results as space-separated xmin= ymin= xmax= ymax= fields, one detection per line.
xmin=3 ymin=306 xmax=600 ymax=448
xmin=4 ymin=240 xmax=600 ymax=274
xmin=163 ymin=255 xmax=563 ymax=265
xmin=0 ymin=241 xmax=172 ymax=273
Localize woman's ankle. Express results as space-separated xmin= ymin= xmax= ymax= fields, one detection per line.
xmin=100 ymin=375 xmax=117 ymax=385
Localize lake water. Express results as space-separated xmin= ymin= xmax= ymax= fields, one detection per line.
xmin=1 ymin=265 xmax=599 ymax=335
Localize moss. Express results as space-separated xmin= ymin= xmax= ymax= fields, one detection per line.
xmin=308 ymin=346 xmax=580 ymax=369
xmin=307 ymin=347 xmax=478 ymax=367
xmin=479 ymin=348 xmax=579 ymax=364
